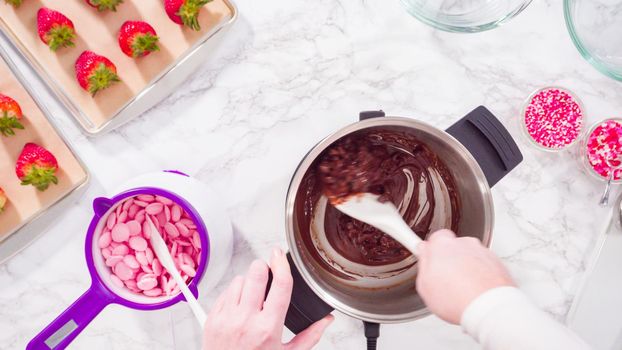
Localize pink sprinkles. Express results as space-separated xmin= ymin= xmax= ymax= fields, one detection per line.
xmin=524 ymin=88 xmax=583 ymax=149
xmin=586 ymin=120 xmax=622 ymax=180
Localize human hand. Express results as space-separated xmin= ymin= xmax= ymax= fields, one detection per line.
xmin=416 ymin=229 xmax=515 ymax=325
xmin=202 ymin=248 xmax=334 ymax=350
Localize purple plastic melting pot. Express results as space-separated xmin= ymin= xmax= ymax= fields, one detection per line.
xmin=27 ymin=187 xmax=210 ymax=350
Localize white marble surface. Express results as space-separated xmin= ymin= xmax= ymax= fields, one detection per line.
xmin=2 ymin=0 xmax=622 ymax=349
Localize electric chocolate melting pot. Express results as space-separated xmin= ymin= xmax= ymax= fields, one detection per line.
xmin=283 ymin=107 xmax=523 ymax=345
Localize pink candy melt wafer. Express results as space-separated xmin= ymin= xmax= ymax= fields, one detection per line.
xmin=114 ymin=261 xmax=134 ymax=281
xmin=156 ymin=211 xmax=167 ymax=226
xmin=105 ymin=255 xmax=123 ymax=267
xmin=106 ymin=213 xmax=116 ymax=230
xmin=143 ymin=288 xmax=162 ymax=297
xmin=123 ymin=255 xmax=140 ymax=269
xmin=135 ymin=251 xmax=149 ymax=266
xmin=171 ymin=205 xmax=182 ymax=222
xmin=137 ymin=194 xmax=155 ymax=202
xmin=152 ymin=259 xmax=162 ymax=276
xmin=137 ymin=275 xmax=158 ymax=290
xmin=111 ymin=223 xmax=130 ymax=242
xmin=145 ymin=247 xmax=154 ymax=261
xmin=118 ymin=210 xmax=128 ymax=224
xmin=156 ymin=195 xmax=173 ymax=205
xmin=129 ymin=236 xmax=148 ymax=251
xmin=145 ymin=203 xmax=164 ymax=215
xmin=110 ymin=274 xmax=124 ymax=288
xmin=98 ymin=231 xmax=112 ymax=248
xmin=180 ymin=264 xmax=196 ymax=277
xmin=135 ymin=210 xmax=146 ymax=224
xmin=112 ymin=244 xmax=129 ymax=256
xmin=128 ymin=204 xmax=139 ymax=219
xmin=164 ymin=205 xmax=171 ymax=222
xmin=164 ymin=222 xmax=180 ymax=238
xmin=127 ymin=220 xmax=141 ymax=236
xmin=134 ymin=200 xmax=148 ymax=207
xmin=175 ymin=222 xmax=190 ymax=237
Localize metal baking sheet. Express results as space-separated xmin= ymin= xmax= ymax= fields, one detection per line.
xmin=0 ymin=44 xmax=90 ymax=264
xmin=0 ymin=0 xmax=237 ymax=135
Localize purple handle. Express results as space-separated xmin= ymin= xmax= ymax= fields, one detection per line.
xmin=27 ymin=285 xmax=112 ymax=350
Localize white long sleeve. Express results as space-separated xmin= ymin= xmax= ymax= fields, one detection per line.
xmin=460 ymin=287 xmax=591 ymax=350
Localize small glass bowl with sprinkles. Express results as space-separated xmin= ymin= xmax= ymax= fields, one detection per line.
xmin=581 ymin=119 xmax=622 ymax=182
xmin=520 ymin=87 xmax=585 ymax=151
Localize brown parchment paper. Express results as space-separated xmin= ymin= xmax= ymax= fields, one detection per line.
xmin=0 ymin=57 xmax=87 ymax=240
xmin=0 ymin=0 xmax=232 ymax=129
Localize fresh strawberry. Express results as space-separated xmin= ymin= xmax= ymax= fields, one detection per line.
xmin=118 ymin=21 xmax=159 ymax=58
xmin=16 ymin=143 xmax=59 ymax=191
xmin=4 ymin=0 xmax=23 ymax=8
xmin=37 ymin=8 xmax=76 ymax=51
xmin=85 ymin=0 xmax=123 ymax=12
xmin=0 ymin=93 xmax=25 ymax=137
xmin=75 ymin=50 xmax=120 ymax=96
xmin=0 ymin=187 xmax=7 ymax=213
xmin=164 ymin=0 xmax=211 ymax=31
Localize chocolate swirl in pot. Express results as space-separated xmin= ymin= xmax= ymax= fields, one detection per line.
xmin=299 ymin=129 xmax=460 ymax=268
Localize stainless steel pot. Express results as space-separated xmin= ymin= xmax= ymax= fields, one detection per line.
xmin=282 ymin=107 xmax=523 ymax=337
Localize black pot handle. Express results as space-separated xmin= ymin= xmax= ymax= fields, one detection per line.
xmin=360 ymin=110 xmax=385 ymax=120
xmin=270 ymin=253 xmax=333 ymax=334
xmin=446 ymin=106 xmax=523 ymax=187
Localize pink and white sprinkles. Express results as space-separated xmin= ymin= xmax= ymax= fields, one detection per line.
xmin=98 ymin=194 xmax=202 ymax=297
xmin=587 ymin=120 xmax=622 ymax=180
xmin=524 ymin=88 xmax=583 ymax=149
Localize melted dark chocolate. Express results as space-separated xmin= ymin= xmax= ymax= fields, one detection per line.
xmin=299 ymin=129 xmax=460 ymax=267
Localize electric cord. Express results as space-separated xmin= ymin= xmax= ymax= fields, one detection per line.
xmin=364 ymin=321 xmax=380 ymax=350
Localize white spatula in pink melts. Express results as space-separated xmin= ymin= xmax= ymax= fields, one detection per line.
xmin=146 ymin=216 xmax=207 ymax=326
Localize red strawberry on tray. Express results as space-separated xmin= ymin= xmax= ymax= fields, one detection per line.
xmin=75 ymin=50 xmax=120 ymax=96
xmin=0 ymin=187 xmax=7 ymax=213
xmin=37 ymin=7 xmax=76 ymax=51
xmin=4 ymin=0 xmax=23 ymax=8
xmin=0 ymin=93 xmax=25 ymax=137
xmin=119 ymin=21 xmax=160 ymax=58
xmin=16 ymin=142 xmax=59 ymax=191
xmin=85 ymin=0 xmax=124 ymax=12
xmin=165 ymin=0 xmax=212 ymax=31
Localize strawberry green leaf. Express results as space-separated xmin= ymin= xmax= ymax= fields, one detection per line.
xmin=90 ymin=0 xmax=124 ymax=11
xmin=46 ymin=25 xmax=76 ymax=51
xmin=131 ymin=33 xmax=160 ymax=58
xmin=0 ymin=111 xmax=24 ymax=137
xmin=19 ymin=165 xmax=58 ymax=191
xmin=5 ymin=0 xmax=23 ymax=8
xmin=88 ymin=63 xmax=120 ymax=96
xmin=178 ymin=0 xmax=212 ymax=31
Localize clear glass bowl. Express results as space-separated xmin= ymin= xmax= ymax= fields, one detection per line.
xmin=564 ymin=0 xmax=622 ymax=81
xmin=519 ymin=87 xmax=585 ymax=152
xmin=401 ymin=0 xmax=533 ymax=33
xmin=580 ymin=119 xmax=622 ymax=184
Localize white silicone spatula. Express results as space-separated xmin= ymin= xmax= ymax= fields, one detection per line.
xmin=335 ymin=193 xmax=422 ymax=256
xmin=146 ymin=217 xmax=207 ymax=327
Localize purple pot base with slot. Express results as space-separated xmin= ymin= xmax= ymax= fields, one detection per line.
xmin=27 ymin=187 xmax=210 ymax=350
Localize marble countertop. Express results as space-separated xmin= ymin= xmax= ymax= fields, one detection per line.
xmin=2 ymin=0 xmax=622 ymax=349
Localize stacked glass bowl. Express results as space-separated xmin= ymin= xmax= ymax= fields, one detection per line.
xmin=401 ymin=0 xmax=533 ymax=33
